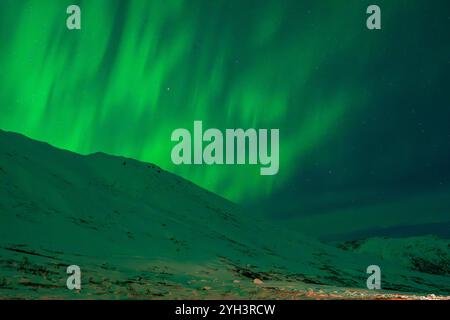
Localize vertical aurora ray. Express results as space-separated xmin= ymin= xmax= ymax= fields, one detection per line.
xmin=1 ymin=0 xmax=449 ymax=210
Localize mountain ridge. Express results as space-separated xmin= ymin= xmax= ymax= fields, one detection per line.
xmin=0 ymin=129 xmax=449 ymax=298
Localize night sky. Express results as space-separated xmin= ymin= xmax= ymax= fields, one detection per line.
xmin=0 ymin=1 xmax=449 ymax=233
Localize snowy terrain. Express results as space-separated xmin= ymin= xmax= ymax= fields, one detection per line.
xmin=0 ymin=130 xmax=448 ymax=299
xmin=335 ymin=236 xmax=449 ymax=277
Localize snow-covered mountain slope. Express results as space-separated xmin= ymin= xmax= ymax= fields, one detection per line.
xmin=336 ymin=236 xmax=449 ymax=276
xmin=0 ymin=129 xmax=448 ymax=298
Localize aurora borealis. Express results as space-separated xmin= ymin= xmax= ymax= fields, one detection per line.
xmin=0 ymin=0 xmax=449 ymax=234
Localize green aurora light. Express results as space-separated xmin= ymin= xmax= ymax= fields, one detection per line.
xmin=0 ymin=0 xmax=449 ymax=215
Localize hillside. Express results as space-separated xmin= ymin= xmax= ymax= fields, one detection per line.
xmin=336 ymin=236 xmax=449 ymax=277
xmin=0 ymin=130 xmax=448 ymax=299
